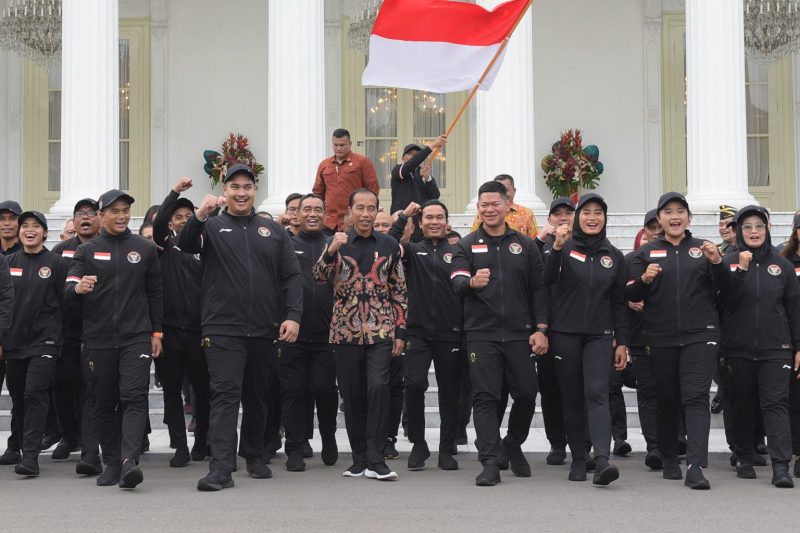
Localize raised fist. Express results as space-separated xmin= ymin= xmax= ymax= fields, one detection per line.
xmin=173 ymin=176 xmax=193 ymax=193
xmin=327 ymin=232 xmax=348 ymax=256
xmin=738 ymin=250 xmax=753 ymax=271
xmin=641 ymin=263 xmax=662 ymax=284
xmin=470 ymin=268 xmax=490 ymax=289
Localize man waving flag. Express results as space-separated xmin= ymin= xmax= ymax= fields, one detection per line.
xmin=362 ymin=0 xmax=531 ymax=93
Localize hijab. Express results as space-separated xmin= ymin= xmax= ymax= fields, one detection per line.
xmin=572 ymin=193 xmax=609 ymax=254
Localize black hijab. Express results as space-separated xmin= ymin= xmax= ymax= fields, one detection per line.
xmin=733 ymin=205 xmax=772 ymax=262
xmin=572 ymin=193 xmax=609 ymax=254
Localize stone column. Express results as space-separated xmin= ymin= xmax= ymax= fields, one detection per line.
xmin=257 ymin=0 xmax=326 ymax=215
xmin=642 ymin=0 xmax=663 ymax=208
xmin=685 ymin=0 xmax=757 ymax=210
xmin=469 ymin=0 xmax=546 ymax=213
xmin=50 ymin=0 xmax=119 ymax=214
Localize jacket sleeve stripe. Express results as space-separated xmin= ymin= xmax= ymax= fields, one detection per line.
xmin=450 ymin=269 xmax=470 ymax=279
xmin=66 ymin=276 xmax=81 ymax=284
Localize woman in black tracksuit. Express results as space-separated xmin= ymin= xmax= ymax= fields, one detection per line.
xmin=544 ymin=193 xmax=628 ymax=485
xmin=780 ymin=212 xmax=800 ymax=478
xmin=3 ymin=211 xmax=67 ymax=477
xmin=720 ymin=206 xmax=800 ymax=488
xmin=626 ymin=192 xmax=729 ymax=490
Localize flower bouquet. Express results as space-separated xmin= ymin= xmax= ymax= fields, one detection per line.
xmin=541 ymin=129 xmax=603 ymax=203
xmin=204 ymin=133 xmax=265 ymax=188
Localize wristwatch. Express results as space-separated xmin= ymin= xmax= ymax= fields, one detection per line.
xmin=536 ymin=326 xmax=548 ymax=335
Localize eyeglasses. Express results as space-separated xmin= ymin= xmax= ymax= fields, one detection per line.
xmin=741 ymin=223 xmax=766 ymax=232
xmin=64 ymin=230 xmax=77 ymax=236
xmin=285 ymin=207 xmax=298 ymax=214
xmin=74 ymin=210 xmax=98 ymax=218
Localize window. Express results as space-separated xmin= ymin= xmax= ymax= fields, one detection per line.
xmin=745 ymin=60 xmax=769 ymax=187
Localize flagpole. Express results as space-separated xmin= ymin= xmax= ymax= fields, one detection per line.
xmin=426 ymin=0 xmax=533 ymax=166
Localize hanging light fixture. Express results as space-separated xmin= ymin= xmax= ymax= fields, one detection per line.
xmin=0 ymin=0 xmax=62 ymax=66
xmin=744 ymin=0 xmax=800 ymax=63
xmin=347 ymin=0 xmax=382 ymax=54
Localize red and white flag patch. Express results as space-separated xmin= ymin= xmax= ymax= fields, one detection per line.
xmin=649 ymin=250 xmax=667 ymax=259
xmin=94 ymin=252 xmax=111 ymax=261
xmin=730 ymin=265 xmax=738 ymax=272
xmin=61 ymin=250 xmax=75 ymax=258
xmin=9 ymin=268 xmax=22 ymax=277
xmin=795 ymin=267 xmax=800 ymax=277
xmin=569 ymin=250 xmax=586 ymax=263
xmin=471 ymin=244 xmax=488 ymax=254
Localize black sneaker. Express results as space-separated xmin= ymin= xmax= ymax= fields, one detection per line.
xmin=96 ymin=464 xmax=121 ymax=486
xmin=191 ymin=438 xmax=209 ymax=462
xmin=685 ymin=464 xmax=710 ymax=490
xmin=438 ymin=451 xmax=458 ymax=471
xmin=286 ymin=451 xmax=306 ymax=472
xmin=321 ymin=436 xmax=338 ymax=466
xmin=645 ymin=451 xmax=663 ymax=471
xmin=772 ymin=462 xmax=794 ymax=488
xmin=503 ymin=439 xmax=531 ymax=478
xmin=612 ymin=440 xmax=632 ymax=457
xmin=197 ymin=470 xmax=234 ymax=492
xmin=476 ymin=464 xmax=501 ymax=486
xmin=342 ymin=463 xmax=367 ymax=477
xmin=51 ymin=439 xmax=80 ymax=461
xmin=246 ymin=458 xmax=272 ymax=479
xmin=119 ymin=460 xmax=143 ymax=489
xmin=170 ymin=446 xmax=191 ymax=468
xmin=76 ymin=452 xmax=103 ymax=476
xmin=407 ymin=441 xmax=430 ymax=471
xmin=736 ymin=462 xmax=756 ymax=479
xmin=546 ymin=447 xmax=566 ymax=466
xmin=14 ymin=456 xmax=39 ymax=477
xmin=303 ymin=440 xmax=314 ymax=459
xmin=592 ymin=457 xmax=619 ymax=486
xmin=569 ymin=460 xmax=587 ymax=482
xmin=663 ymin=461 xmax=683 ymax=480
xmin=365 ymin=462 xmax=398 ymax=481
xmin=0 ymin=448 xmax=21 ymax=465
xmin=710 ymin=393 xmax=723 ymax=414
xmin=384 ymin=438 xmax=399 ymax=460
xmin=40 ymin=433 xmax=60 ymax=451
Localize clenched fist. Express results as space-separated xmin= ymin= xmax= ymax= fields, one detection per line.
xmin=641 ymin=263 xmax=662 ymax=284
xmin=196 ymin=194 xmax=225 ymax=219
xmin=173 ymin=176 xmax=193 ymax=193
xmin=553 ymin=225 xmax=571 ymax=250
xmin=700 ymin=241 xmax=722 ymax=265
xmin=738 ymin=250 xmax=753 ymax=271
xmin=75 ymin=275 xmax=98 ymax=295
xmin=403 ymin=202 xmax=421 ymax=218
xmin=327 ymin=232 xmax=348 ymax=256
xmin=470 ymin=268 xmax=490 ymax=289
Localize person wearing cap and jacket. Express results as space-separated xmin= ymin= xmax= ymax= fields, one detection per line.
xmin=65 ymin=189 xmax=163 ymax=489
xmin=178 ymin=164 xmax=302 ymax=492
xmin=543 ymin=193 xmax=628 ymax=485
xmin=4 ymin=211 xmax=68 ymax=476
xmin=450 ymin=180 xmax=549 ymax=487
xmin=719 ymin=205 xmax=799 ymax=488
xmin=0 ymin=200 xmax=23 ymax=256
xmin=389 ymin=136 xmax=446 ymax=242
xmin=717 ymin=205 xmax=739 ymax=255
xmin=626 ymin=191 xmax=731 ymax=490
xmin=152 ymin=177 xmax=211 ymax=467
xmin=780 ymin=212 xmax=800 ymax=477
xmin=50 ymin=198 xmax=102 ymax=467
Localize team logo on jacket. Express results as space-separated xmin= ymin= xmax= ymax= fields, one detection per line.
xmin=127 ymin=251 xmax=141 ymax=264
xmin=509 ymin=243 xmax=522 ymax=255
xmin=469 ymin=352 xmax=477 ymax=364
xmin=767 ymin=264 xmax=782 ymax=276
xmin=38 ymin=266 xmax=51 ymax=279
xmin=688 ymin=247 xmax=703 ymax=259
xmin=258 ymin=227 xmax=271 ymax=238
xmin=443 ymin=252 xmax=453 ymax=264
xmin=600 ymin=256 xmax=613 ymax=268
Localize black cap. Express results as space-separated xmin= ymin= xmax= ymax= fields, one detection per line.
xmin=548 ymin=197 xmax=575 ymax=215
xmin=98 ymin=189 xmax=135 ymax=211
xmin=575 ymin=192 xmax=607 ymax=213
xmin=643 ymin=209 xmax=658 ymax=227
xmin=73 ymin=198 xmax=98 ymax=214
xmin=719 ymin=204 xmax=738 ymax=221
xmin=402 ymin=143 xmax=422 ymax=157
xmin=175 ymin=198 xmax=195 ymax=212
xmin=794 ymin=213 xmax=800 ymax=230
xmin=656 ymin=191 xmax=689 ymax=212
xmin=18 ymin=210 xmax=48 ymax=231
xmin=223 ymin=164 xmax=256 ymax=183
xmin=0 ymin=200 xmax=22 ymax=216
xmin=730 ymin=205 xmax=769 ymax=227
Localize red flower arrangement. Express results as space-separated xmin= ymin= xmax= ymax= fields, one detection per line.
xmin=203 ymin=133 xmax=265 ymax=188
xmin=541 ymin=129 xmax=604 ymax=202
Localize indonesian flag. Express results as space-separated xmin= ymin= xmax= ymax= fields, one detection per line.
xmin=362 ymin=0 xmax=530 ymax=93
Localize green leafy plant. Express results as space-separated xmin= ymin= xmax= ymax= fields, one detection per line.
xmin=204 ymin=133 xmax=265 ymax=188
xmin=541 ymin=129 xmax=604 ymax=200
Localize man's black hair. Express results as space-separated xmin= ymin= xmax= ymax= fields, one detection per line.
xmin=298 ymin=193 xmax=325 ymax=210
xmin=478 ymin=180 xmax=509 ymax=199
xmin=284 ymin=192 xmax=303 ymax=208
xmin=348 ymin=188 xmax=379 ymax=208
xmin=446 ymin=230 xmax=461 ymax=240
xmin=420 ymin=199 xmax=449 ymax=219
xmin=494 ymin=174 xmax=515 ymax=188
xmin=332 ymin=128 xmax=350 ymax=139
xmin=138 ymin=221 xmax=154 ymax=236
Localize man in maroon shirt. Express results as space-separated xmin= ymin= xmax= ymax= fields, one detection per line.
xmin=313 ymin=129 xmax=380 ymax=234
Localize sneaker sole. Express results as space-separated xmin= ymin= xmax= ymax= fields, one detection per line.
xmin=197 ymin=478 xmax=234 ymax=491
xmin=342 ymin=470 xmax=365 ymax=478
xmin=593 ymin=466 xmax=620 ymax=486
xmin=364 ymin=468 xmax=398 ymax=481
xmin=14 ymin=466 xmax=39 ymax=477
xmin=119 ymin=467 xmax=144 ymax=489
xmin=76 ymin=463 xmax=103 ymax=476
xmin=475 ymin=477 xmax=500 ymax=486
xmin=773 ymin=477 xmax=794 ymax=488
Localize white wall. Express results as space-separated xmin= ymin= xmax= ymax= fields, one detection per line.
xmin=532 ymin=0 xmax=647 ymax=213
xmin=0 ymin=50 xmax=23 ymax=204
xmin=166 ymin=0 xmax=269 ymax=207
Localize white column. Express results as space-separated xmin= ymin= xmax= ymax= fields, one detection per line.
xmin=50 ymin=0 xmax=119 ymax=214
xmin=0 ymin=51 xmax=24 ymax=203
xmin=150 ymin=0 xmax=170 ymax=203
xmin=258 ymin=0 xmax=326 ymax=215
xmin=642 ymin=0 xmax=663 ymax=208
xmin=469 ymin=0 xmax=545 ymax=214
xmin=685 ymin=0 xmax=757 ymax=210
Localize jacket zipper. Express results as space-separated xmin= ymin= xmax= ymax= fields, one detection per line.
xmin=113 ymin=238 xmax=120 ymax=348
xmin=674 ymin=248 xmax=681 ymax=343
xmin=582 ymin=254 xmax=594 ymax=331
xmin=497 ymin=240 xmax=506 ymax=341
xmin=243 ymin=220 xmax=253 ymax=337
xmin=754 ymin=262 xmax=760 ymax=358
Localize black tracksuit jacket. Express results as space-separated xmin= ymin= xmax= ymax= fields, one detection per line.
xmin=450 ymin=225 xmax=548 ymax=342
xmin=543 ymin=240 xmax=629 ymax=346
xmin=624 ymin=251 xmax=646 ymax=349
xmin=291 ymin=230 xmax=332 ymax=343
xmin=625 ymin=231 xmax=730 ymax=347
xmin=65 ymin=229 xmax=163 ymax=349
xmin=720 ymin=250 xmax=800 ymax=360
xmin=3 ymin=249 xmax=67 ymax=358
xmin=177 ymin=209 xmax=302 ymax=339
xmin=53 ymin=235 xmax=93 ymax=342
xmin=153 ymin=190 xmax=202 ymax=332
xmin=390 ymin=214 xmax=462 ymax=343
xmin=0 ymin=258 xmax=13 ymax=347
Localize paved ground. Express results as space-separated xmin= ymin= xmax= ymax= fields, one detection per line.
xmin=0 ymin=442 xmax=796 ymax=532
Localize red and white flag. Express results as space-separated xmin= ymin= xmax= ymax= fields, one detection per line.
xmin=362 ymin=0 xmax=530 ymax=93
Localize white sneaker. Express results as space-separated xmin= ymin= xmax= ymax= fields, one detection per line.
xmin=342 ymin=464 xmax=366 ymax=477
xmin=365 ymin=464 xmax=398 ymax=481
